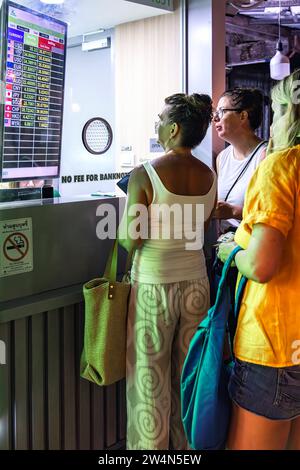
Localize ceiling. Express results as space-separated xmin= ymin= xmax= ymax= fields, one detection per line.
xmin=227 ymin=0 xmax=300 ymax=29
xmin=5 ymin=1 xmax=300 ymax=34
xmin=10 ymin=0 xmax=170 ymax=37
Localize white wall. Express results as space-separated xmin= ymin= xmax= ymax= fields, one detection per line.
xmin=59 ymin=36 xmax=116 ymax=197
xmin=115 ymin=9 xmax=182 ymax=170
xmin=187 ymin=0 xmax=226 ymax=165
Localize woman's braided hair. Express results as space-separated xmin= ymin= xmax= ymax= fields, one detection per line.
xmin=220 ymin=87 xmax=264 ymax=131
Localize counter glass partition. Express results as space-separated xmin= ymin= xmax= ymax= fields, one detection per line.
xmin=0 ymin=0 xmax=183 ymax=198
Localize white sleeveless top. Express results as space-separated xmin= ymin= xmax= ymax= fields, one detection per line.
xmin=218 ymin=142 xmax=267 ymax=232
xmin=131 ymin=161 xmax=217 ymax=284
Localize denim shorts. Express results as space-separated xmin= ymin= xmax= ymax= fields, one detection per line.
xmin=228 ymin=358 xmax=300 ymax=420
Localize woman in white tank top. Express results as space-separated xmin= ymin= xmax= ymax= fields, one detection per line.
xmin=210 ymin=89 xmax=268 ymax=330
xmin=213 ymin=88 xmax=267 ymax=234
xmin=118 ymin=93 xmax=216 ymax=450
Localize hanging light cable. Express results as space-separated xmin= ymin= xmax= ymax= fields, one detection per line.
xmin=270 ymin=0 xmax=290 ymax=80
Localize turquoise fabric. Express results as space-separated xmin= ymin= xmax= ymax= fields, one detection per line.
xmin=180 ymin=246 xmax=246 ymax=450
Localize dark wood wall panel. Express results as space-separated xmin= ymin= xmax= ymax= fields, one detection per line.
xmin=105 ymin=386 xmax=117 ymax=448
xmin=0 ymin=302 xmax=126 ymax=450
xmin=62 ymin=306 xmax=77 ymax=450
xmin=76 ymin=303 xmax=91 ymax=450
xmin=0 ymin=322 xmax=12 ymax=450
xmin=91 ymin=382 xmax=105 ymax=450
xmin=31 ymin=313 xmax=46 ymax=449
xmin=47 ymin=309 xmax=61 ymax=450
xmin=14 ymin=318 xmax=29 ymax=450
xmin=118 ymin=380 xmax=126 ymax=442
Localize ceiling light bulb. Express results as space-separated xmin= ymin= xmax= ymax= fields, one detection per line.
xmin=270 ymin=0 xmax=290 ymax=81
xmin=270 ymin=40 xmax=290 ymax=80
xmin=40 ymin=0 xmax=65 ymax=5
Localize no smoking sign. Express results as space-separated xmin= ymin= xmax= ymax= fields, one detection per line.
xmin=0 ymin=218 xmax=33 ymax=277
xmin=3 ymin=232 xmax=29 ymax=261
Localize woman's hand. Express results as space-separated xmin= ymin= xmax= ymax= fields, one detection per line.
xmin=213 ymin=201 xmax=242 ymax=220
xmin=217 ymin=241 xmax=238 ymax=265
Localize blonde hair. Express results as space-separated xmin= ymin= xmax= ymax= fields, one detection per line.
xmin=267 ymin=69 xmax=300 ymax=155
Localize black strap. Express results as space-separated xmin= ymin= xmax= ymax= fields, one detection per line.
xmin=224 ymin=140 xmax=267 ymax=202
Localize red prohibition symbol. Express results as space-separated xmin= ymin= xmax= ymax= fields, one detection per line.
xmin=3 ymin=232 xmax=29 ymax=262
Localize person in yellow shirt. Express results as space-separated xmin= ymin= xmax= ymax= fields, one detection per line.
xmin=218 ymin=69 xmax=300 ymax=450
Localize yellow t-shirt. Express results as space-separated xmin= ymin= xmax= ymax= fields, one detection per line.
xmin=234 ymin=145 xmax=300 ymax=367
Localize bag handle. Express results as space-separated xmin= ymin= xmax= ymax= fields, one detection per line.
xmin=104 ymin=239 xmax=133 ymax=281
xmin=224 ymin=141 xmax=267 ymax=202
xmin=234 ymin=273 xmax=247 ymax=318
xmin=213 ymin=245 xmax=243 ymax=307
xmin=214 ymin=246 xmax=247 ymax=360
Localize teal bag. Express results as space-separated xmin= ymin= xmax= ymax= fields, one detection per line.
xmin=181 ymin=246 xmax=247 ymax=450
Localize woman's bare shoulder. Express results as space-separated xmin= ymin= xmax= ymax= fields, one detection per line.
xmin=128 ymin=164 xmax=149 ymax=186
xmin=192 ymin=158 xmax=215 ymax=178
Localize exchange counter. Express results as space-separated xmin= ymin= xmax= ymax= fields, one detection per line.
xmin=0 ymin=195 xmax=126 ymax=450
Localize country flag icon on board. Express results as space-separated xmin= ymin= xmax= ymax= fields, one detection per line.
xmin=6 ymin=70 xmax=15 ymax=81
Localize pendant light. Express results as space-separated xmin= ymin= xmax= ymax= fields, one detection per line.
xmin=270 ymin=0 xmax=290 ymax=80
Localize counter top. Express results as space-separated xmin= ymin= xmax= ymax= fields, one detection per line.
xmin=0 ymin=193 xmax=122 ymax=211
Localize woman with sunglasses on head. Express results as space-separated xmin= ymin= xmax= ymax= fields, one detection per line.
xmin=213 ymin=88 xmax=267 ymax=234
xmin=118 ymin=93 xmax=216 ymax=450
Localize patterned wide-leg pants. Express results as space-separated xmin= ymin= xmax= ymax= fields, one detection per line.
xmin=126 ymin=277 xmax=210 ymax=450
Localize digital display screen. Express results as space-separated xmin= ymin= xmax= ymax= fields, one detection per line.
xmin=0 ymin=1 xmax=67 ymax=181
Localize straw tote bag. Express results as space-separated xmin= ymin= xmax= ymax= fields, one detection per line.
xmin=80 ymin=240 xmax=132 ymax=386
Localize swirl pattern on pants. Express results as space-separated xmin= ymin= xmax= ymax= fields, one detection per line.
xmin=126 ymin=277 xmax=209 ymax=450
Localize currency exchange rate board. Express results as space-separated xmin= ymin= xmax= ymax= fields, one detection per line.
xmin=2 ymin=2 xmax=67 ymax=180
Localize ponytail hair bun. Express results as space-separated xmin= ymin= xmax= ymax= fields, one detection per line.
xmin=190 ymin=93 xmax=213 ymax=121
xmin=164 ymin=92 xmax=213 ymax=148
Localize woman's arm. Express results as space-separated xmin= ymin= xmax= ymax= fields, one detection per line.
xmin=214 ymin=152 xmax=243 ymax=221
xmin=218 ymin=223 xmax=285 ymax=283
xmin=235 ymin=223 xmax=285 ymax=283
xmin=117 ymin=167 xmax=148 ymax=252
